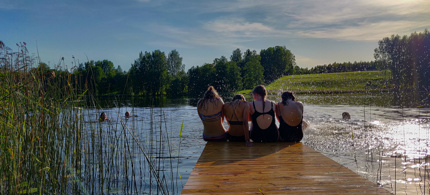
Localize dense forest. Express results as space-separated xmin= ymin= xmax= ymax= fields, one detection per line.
xmin=1 ymin=29 xmax=429 ymax=99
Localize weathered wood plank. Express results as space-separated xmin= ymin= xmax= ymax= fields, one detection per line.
xmin=181 ymin=142 xmax=391 ymax=194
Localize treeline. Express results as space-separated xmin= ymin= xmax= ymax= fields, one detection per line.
xmin=2 ymin=44 xmax=295 ymax=98
xmin=296 ymin=61 xmax=381 ymax=74
xmin=3 ymin=28 xmax=429 ymax=100
xmin=69 ymin=46 xmax=295 ymax=98
xmin=71 ymin=50 xmax=187 ymax=98
xmin=189 ymin=46 xmax=296 ymax=97
xmin=374 ymin=30 xmax=430 ymax=91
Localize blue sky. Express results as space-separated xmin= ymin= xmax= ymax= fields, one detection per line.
xmin=1 ymin=0 xmax=429 ymax=71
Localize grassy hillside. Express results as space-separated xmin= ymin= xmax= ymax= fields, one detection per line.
xmin=238 ymin=70 xmax=392 ymax=95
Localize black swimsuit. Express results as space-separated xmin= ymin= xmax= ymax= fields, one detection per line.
xmin=279 ymin=117 xmax=303 ymax=142
xmin=250 ymin=101 xmax=278 ymax=142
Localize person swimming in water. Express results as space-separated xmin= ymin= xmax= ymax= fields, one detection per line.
xmin=99 ymin=112 xmax=109 ymax=121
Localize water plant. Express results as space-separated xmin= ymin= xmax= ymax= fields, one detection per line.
xmin=0 ymin=42 xmax=85 ymax=194
xmin=0 ymin=43 xmax=181 ymax=194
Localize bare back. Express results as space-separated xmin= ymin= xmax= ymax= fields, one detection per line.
xmin=223 ymin=101 xmax=249 ymax=136
xmin=197 ymin=98 xmax=226 ymax=137
xmin=277 ymin=100 xmax=303 ymax=126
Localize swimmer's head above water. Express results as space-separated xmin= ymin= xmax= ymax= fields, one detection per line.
xmin=100 ymin=112 xmax=108 ymax=121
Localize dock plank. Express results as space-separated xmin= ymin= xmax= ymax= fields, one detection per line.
xmin=181 ymin=142 xmax=391 ymax=194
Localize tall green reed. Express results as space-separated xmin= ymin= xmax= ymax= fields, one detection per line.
xmin=0 ymin=43 xmax=84 ymax=194
xmin=1 ymin=43 xmax=183 ymax=194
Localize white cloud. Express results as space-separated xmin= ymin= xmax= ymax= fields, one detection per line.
xmin=203 ymin=19 xmax=274 ymax=36
xmin=188 ymin=0 xmax=430 ymax=41
xmin=299 ymin=20 xmax=429 ymax=41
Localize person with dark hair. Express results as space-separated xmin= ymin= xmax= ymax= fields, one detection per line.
xmin=223 ymin=94 xmax=252 ymax=146
xmin=276 ymin=91 xmax=304 ymax=142
xmin=248 ymin=85 xmax=278 ymax=142
xmin=99 ymin=112 xmax=109 ymax=122
xmin=197 ymin=86 xmax=227 ymax=141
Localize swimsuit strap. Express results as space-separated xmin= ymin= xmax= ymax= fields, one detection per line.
xmin=229 ymin=102 xmax=240 ymax=121
xmin=253 ymin=101 xmax=266 ymax=114
xmin=200 ymin=111 xmax=222 ymax=122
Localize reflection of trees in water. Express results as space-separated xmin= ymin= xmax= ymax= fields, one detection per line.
xmin=84 ymin=95 xmax=189 ymax=108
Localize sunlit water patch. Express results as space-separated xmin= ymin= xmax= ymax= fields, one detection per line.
xmin=303 ymin=104 xmax=430 ymax=194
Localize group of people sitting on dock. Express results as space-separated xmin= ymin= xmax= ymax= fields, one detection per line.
xmin=197 ymin=85 xmax=304 ymax=146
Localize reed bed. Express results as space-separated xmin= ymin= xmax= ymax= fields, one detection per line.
xmin=0 ymin=46 xmax=180 ymax=194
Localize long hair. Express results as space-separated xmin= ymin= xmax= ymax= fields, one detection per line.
xmin=281 ymin=91 xmax=296 ymax=105
xmin=198 ymin=86 xmax=221 ymax=110
xmin=252 ymin=85 xmax=267 ymax=100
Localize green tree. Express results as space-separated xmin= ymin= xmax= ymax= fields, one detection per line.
xmin=147 ymin=50 xmax=168 ymax=96
xmin=167 ymin=49 xmax=184 ymax=77
xmin=188 ymin=64 xmax=216 ymax=98
xmin=260 ymin=46 xmax=295 ymax=83
xmin=167 ymin=70 xmax=188 ymax=98
xmin=230 ymin=48 xmax=242 ymax=63
xmin=131 ymin=52 xmax=151 ymax=95
xmin=242 ymin=58 xmax=264 ymax=89
xmin=374 ymin=30 xmax=430 ymax=91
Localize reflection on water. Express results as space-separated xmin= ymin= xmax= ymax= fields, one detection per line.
xmin=302 ymin=101 xmax=430 ymax=195
xmin=79 ymin=93 xmax=429 ymax=194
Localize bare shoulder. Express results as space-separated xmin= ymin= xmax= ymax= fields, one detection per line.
xmin=240 ymin=101 xmax=248 ymax=108
xmin=297 ymin=101 xmax=304 ymax=110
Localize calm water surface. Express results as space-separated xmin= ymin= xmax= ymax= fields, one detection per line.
xmin=81 ymin=93 xmax=429 ymax=194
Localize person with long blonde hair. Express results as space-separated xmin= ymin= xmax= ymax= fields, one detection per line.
xmin=197 ymin=86 xmax=227 ymax=141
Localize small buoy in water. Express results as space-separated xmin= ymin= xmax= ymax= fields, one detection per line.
xmin=342 ymin=112 xmax=350 ymax=120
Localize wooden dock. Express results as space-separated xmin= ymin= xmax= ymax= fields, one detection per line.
xmin=181 ymin=142 xmax=391 ymax=194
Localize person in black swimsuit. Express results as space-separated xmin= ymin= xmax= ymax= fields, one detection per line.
xmin=249 ymin=85 xmax=278 ymax=142
xmin=276 ymin=91 xmax=304 ymax=142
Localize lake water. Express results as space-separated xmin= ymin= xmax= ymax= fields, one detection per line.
xmin=79 ymin=93 xmax=430 ymax=194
